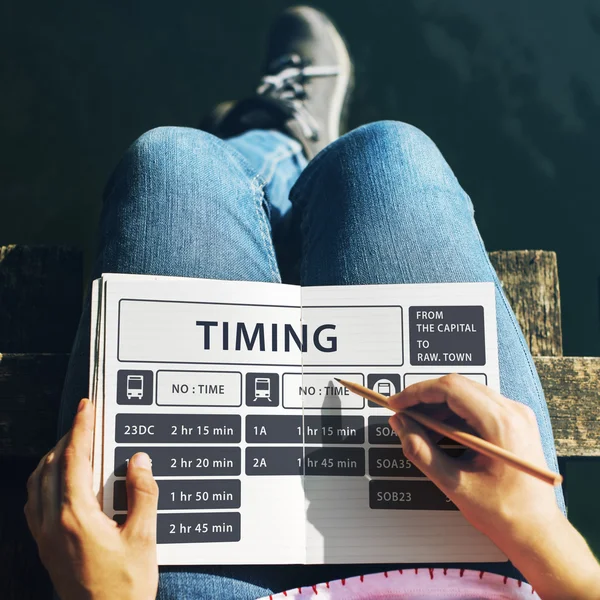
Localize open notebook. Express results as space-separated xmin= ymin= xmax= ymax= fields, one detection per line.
xmin=89 ymin=274 xmax=505 ymax=565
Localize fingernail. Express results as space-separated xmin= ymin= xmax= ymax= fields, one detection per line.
xmin=77 ymin=399 xmax=88 ymax=413
xmin=132 ymin=453 xmax=152 ymax=470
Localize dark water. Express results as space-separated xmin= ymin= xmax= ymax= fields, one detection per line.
xmin=2 ymin=0 xmax=600 ymax=357
xmin=1 ymin=0 xmax=598 ymax=550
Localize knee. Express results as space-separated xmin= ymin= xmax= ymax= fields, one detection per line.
xmin=348 ymin=120 xmax=434 ymax=148
xmin=334 ymin=120 xmax=452 ymax=186
xmin=298 ymin=120 xmax=466 ymax=218
xmin=105 ymin=126 xmax=253 ymax=206
xmin=126 ymin=126 xmax=225 ymax=172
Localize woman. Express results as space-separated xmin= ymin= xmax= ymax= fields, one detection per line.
xmin=25 ymin=6 xmax=600 ymax=599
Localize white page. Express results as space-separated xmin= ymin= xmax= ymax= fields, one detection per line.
xmin=99 ymin=274 xmax=306 ymax=565
xmin=93 ymin=275 xmax=504 ymax=565
xmin=300 ymin=283 xmax=504 ymax=563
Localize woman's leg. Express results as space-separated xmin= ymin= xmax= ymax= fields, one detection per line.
xmin=59 ymin=126 xmax=305 ymax=432
xmin=58 ymin=125 xmax=305 ymax=600
xmin=286 ymin=120 xmax=565 ymax=585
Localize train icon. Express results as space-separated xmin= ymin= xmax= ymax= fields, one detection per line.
xmin=253 ymin=377 xmax=272 ymax=401
xmin=245 ymin=373 xmax=279 ymax=407
xmin=366 ymin=374 xmax=401 ymax=405
xmin=376 ymin=381 xmax=392 ymax=396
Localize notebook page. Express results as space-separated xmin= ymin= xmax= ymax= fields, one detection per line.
xmin=98 ymin=274 xmax=306 ymax=565
xmin=300 ymin=282 xmax=505 ymax=563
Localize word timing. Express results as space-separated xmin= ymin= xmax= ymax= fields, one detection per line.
xmin=196 ymin=321 xmax=337 ymax=353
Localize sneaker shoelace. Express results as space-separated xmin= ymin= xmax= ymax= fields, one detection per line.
xmin=256 ymin=53 xmax=340 ymax=141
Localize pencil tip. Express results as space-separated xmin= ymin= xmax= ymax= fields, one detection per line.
xmin=334 ymin=377 xmax=341 ymax=382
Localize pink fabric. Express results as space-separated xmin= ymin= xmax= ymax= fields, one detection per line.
xmin=258 ymin=569 xmax=541 ymax=599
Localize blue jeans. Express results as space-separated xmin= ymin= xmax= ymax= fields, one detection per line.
xmin=59 ymin=121 xmax=565 ymax=599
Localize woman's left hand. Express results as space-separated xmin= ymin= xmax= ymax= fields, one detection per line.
xmin=24 ymin=398 xmax=159 ymax=600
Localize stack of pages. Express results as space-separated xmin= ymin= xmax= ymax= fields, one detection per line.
xmin=89 ymin=273 xmax=505 ymax=565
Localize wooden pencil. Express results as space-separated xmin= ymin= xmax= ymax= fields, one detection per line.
xmin=334 ymin=378 xmax=563 ymax=486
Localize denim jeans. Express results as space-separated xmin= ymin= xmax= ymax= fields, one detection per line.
xmin=59 ymin=121 xmax=565 ymax=600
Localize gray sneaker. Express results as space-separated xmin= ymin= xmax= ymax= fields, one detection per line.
xmin=201 ymin=6 xmax=353 ymax=159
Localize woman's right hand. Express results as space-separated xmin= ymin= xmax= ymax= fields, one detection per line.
xmin=386 ymin=373 xmax=560 ymax=543
xmin=387 ymin=374 xmax=600 ymax=600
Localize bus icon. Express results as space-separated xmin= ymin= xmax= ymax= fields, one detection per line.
xmin=117 ymin=370 xmax=153 ymax=405
xmin=126 ymin=375 xmax=145 ymax=400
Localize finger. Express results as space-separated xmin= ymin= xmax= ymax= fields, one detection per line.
xmin=122 ymin=453 xmax=158 ymax=544
xmin=400 ymin=405 xmax=464 ymax=444
xmin=410 ymin=403 xmax=455 ymax=422
xmin=390 ymin=413 xmax=457 ymax=491
xmin=439 ymin=413 xmax=480 ymax=438
xmin=459 ymin=376 xmax=511 ymax=405
xmin=388 ymin=374 xmax=502 ymax=433
xmin=61 ymin=399 xmax=96 ymax=507
xmin=40 ymin=434 xmax=69 ymax=526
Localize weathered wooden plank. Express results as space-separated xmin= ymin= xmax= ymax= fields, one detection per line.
xmin=0 ymin=353 xmax=68 ymax=457
xmin=534 ymin=356 xmax=600 ymax=457
xmin=489 ymin=250 xmax=563 ymax=357
xmin=0 ymin=247 xmax=559 ymax=355
xmin=0 ymin=245 xmax=82 ymax=353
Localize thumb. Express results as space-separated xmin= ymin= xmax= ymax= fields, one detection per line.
xmin=123 ymin=452 xmax=158 ymax=543
xmin=390 ymin=413 xmax=456 ymax=490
